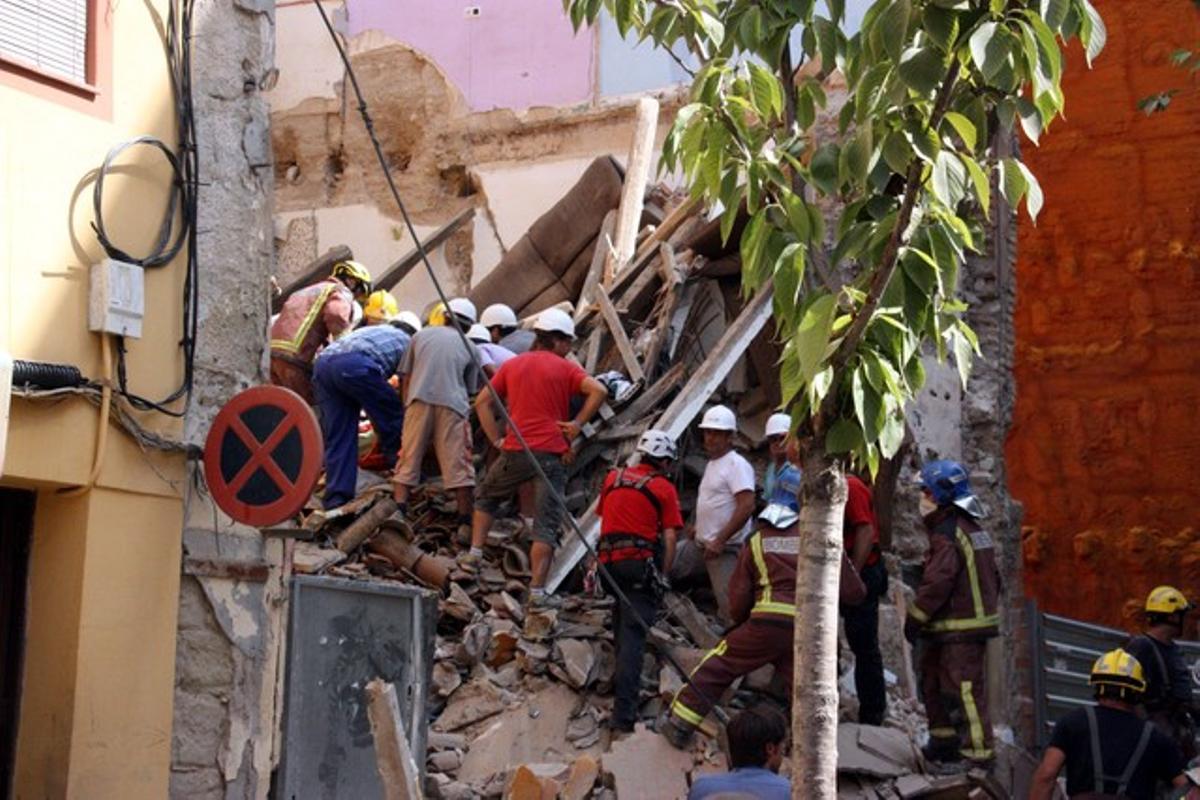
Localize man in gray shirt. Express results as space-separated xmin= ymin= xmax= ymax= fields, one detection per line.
xmin=393 ymin=298 xmax=482 ymax=539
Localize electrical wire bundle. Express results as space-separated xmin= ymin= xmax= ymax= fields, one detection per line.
xmin=89 ymin=0 xmax=199 ymax=418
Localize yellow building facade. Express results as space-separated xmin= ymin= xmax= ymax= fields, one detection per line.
xmin=1 ymin=1 xmax=196 ymax=796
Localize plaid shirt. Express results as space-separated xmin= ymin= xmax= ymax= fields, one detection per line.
xmin=317 ymin=325 xmax=410 ymax=375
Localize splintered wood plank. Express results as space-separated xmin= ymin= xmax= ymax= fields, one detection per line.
xmin=595 ymin=285 xmax=645 ymax=383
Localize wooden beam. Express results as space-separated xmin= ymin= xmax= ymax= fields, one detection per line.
xmin=365 ymin=679 xmax=425 ymax=800
xmin=272 ymin=245 xmax=353 ymax=313
xmin=182 ymin=557 xmax=270 ymax=582
xmin=574 ymin=210 xmax=617 ymax=323
xmin=545 ymin=283 xmax=774 ymax=593
xmin=595 ymin=285 xmax=644 ymax=383
xmin=375 ymin=206 xmax=475 ymax=292
xmin=639 ymin=246 xmax=686 ymax=382
xmin=604 ymin=97 xmax=659 ymax=287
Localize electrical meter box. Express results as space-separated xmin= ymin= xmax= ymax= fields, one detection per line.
xmin=89 ymin=258 xmax=145 ymax=338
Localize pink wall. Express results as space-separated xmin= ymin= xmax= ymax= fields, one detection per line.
xmin=347 ymin=0 xmax=594 ymax=112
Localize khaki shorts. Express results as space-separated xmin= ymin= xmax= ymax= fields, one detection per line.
xmin=393 ymin=400 xmax=475 ymax=489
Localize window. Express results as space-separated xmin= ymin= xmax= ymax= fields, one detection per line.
xmin=0 ymin=0 xmax=90 ymax=86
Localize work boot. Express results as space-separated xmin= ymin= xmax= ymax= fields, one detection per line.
xmin=456 ymin=551 xmax=482 ymax=575
xmin=454 ymin=518 xmax=472 ymax=547
xmin=921 ymin=738 xmax=963 ymax=764
xmin=657 ymin=714 xmax=695 ymax=751
xmin=527 ymin=591 xmax=563 ymax=610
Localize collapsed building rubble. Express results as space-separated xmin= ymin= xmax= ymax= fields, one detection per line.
xmin=278 ymin=162 xmax=1024 ymax=799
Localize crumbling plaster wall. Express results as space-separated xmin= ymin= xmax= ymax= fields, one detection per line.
xmin=172 ymin=0 xmax=282 ymax=797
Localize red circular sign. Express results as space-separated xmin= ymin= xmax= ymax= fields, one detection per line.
xmin=203 ymin=385 xmax=323 ymax=526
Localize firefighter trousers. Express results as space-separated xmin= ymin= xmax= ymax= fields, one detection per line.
xmin=920 ymin=639 xmax=993 ymax=762
xmin=669 ymin=619 xmax=793 ymax=731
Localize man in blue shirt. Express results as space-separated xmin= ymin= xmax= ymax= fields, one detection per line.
xmin=312 ymin=320 xmax=411 ymax=509
xmin=688 ymin=705 xmax=790 ymax=800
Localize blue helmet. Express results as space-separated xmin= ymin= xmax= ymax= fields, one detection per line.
xmin=919 ymin=460 xmax=986 ymax=518
xmin=769 ymin=464 xmax=802 ymax=511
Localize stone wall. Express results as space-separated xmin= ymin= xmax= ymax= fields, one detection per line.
xmin=172 ymin=0 xmax=281 ymax=796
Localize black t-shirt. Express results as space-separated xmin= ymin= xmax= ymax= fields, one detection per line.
xmin=1048 ymin=705 xmax=1184 ymax=799
xmin=1124 ymin=634 xmax=1193 ymax=709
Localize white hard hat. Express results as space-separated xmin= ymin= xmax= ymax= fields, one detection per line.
xmin=447 ymin=297 xmax=478 ymax=324
xmin=533 ymin=307 xmax=576 ymax=339
xmin=481 ymin=303 xmax=518 ymax=329
xmin=393 ymin=310 xmax=422 ymax=333
xmin=636 ymin=429 xmax=678 ymax=461
xmin=466 ymin=323 xmax=491 ymax=343
xmin=758 ymin=503 xmax=799 ymax=529
xmin=765 ymin=412 xmax=791 ymax=439
xmin=698 ymin=404 xmax=736 ymax=431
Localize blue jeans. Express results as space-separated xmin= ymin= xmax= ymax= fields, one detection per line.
xmin=312 ymin=351 xmax=404 ymax=509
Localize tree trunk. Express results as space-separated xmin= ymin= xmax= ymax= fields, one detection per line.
xmin=792 ymin=449 xmax=848 ymax=798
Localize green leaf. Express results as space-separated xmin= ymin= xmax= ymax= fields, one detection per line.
xmin=958 ymin=153 xmax=991 ymax=217
xmin=931 ymin=149 xmax=968 ymax=209
xmin=831 ymin=222 xmax=873 ymax=268
xmin=1017 ymin=160 xmax=1044 ymax=222
xmin=998 ymin=159 xmax=1028 ymax=209
xmin=904 ymin=352 xmax=926 ymax=391
xmin=878 ymin=412 xmax=905 ymax=458
xmin=950 ymin=326 xmax=973 ymax=389
xmin=1042 ymin=0 xmax=1070 ymax=32
xmin=875 ymin=0 xmax=911 ymax=63
xmin=881 ymin=130 xmax=913 ymax=173
xmin=1016 ymin=97 xmax=1043 ymax=145
xmin=773 ymin=244 xmax=806 ymax=321
xmin=1077 ymin=0 xmax=1106 ymax=66
xmin=898 ymin=46 xmax=947 ymax=95
xmin=839 ymin=126 xmax=872 ymax=188
xmin=748 ymin=62 xmax=782 ymax=120
xmin=969 ymin=21 xmax=1011 ymax=81
xmin=825 ymin=417 xmax=863 ymax=454
xmin=923 ymin=5 xmax=959 ymax=51
xmin=740 ymin=208 xmax=769 ymax=277
xmin=853 ymin=366 xmax=887 ymax=444
xmin=813 ymin=17 xmax=840 ymax=71
xmin=942 ymin=111 xmax=978 ymax=152
xmin=810 ymin=143 xmax=841 ymax=195
xmin=905 ymin=121 xmax=940 ymax=163
xmin=614 ymin=0 xmax=637 ymax=36
xmin=794 ymin=293 xmax=839 ymax=385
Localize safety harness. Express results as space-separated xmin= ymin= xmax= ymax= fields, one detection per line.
xmin=1083 ymin=706 xmax=1154 ymax=798
xmin=597 ymin=468 xmax=663 ymax=563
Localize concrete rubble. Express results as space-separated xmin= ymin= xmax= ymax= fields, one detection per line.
xmin=277 ymin=167 xmax=1022 ymax=799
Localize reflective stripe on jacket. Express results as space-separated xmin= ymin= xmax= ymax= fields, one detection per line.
xmin=728 ymin=527 xmax=867 ymax=625
xmin=269 ymin=280 xmax=354 ymax=364
xmin=909 ymin=510 xmax=1001 ymax=641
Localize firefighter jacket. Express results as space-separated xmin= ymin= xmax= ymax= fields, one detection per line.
xmin=727 ymin=526 xmax=867 ymax=626
xmin=910 ymin=510 xmax=1001 ymax=642
xmin=269 ymin=279 xmax=355 ymax=368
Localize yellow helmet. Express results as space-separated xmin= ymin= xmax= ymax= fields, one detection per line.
xmin=1089 ymin=648 xmax=1146 ymax=697
xmin=363 ymin=290 xmax=398 ymax=322
xmin=331 ymin=260 xmax=373 ymax=293
xmin=427 ymin=302 xmax=447 ymax=327
xmin=1146 ymin=585 xmax=1190 ymax=616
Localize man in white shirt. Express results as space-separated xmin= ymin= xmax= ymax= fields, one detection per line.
xmin=672 ymin=404 xmax=756 ymax=623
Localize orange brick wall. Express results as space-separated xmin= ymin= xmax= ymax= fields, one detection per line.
xmin=1008 ymin=0 xmax=1200 ymax=630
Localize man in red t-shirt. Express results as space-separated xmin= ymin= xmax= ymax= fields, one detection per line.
xmin=597 ymin=429 xmax=683 ymax=732
xmin=841 ymin=474 xmax=888 ymax=725
xmin=462 ymin=308 xmax=608 ymax=609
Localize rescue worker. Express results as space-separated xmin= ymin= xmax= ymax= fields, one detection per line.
xmin=312 ymin=319 xmax=410 ymax=510
xmin=467 ymin=323 xmax=516 ymax=378
xmin=482 ymin=302 xmax=533 ymax=354
xmin=688 ymin=705 xmax=791 ymax=800
xmin=1125 ymin=585 xmax=1197 ymax=759
xmin=662 ymin=500 xmax=866 ymax=747
xmin=596 ymin=429 xmax=683 ymax=733
xmin=392 ymin=298 xmax=481 ymax=540
xmin=269 ymin=260 xmax=372 ymax=403
xmin=362 ymin=289 xmax=399 ymax=325
xmin=358 ymin=311 xmax=422 ymax=471
xmin=842 ymin=472 xmax=888 ymax=726
xmin=1030 ymin=648 xmax=1187 ymax=800
xmin=905 ymin=460 xmax=1001 ymax=766
xmin=761 ymin=412 xmax=793 ymax=503
xmin=671 ymin=405 xmax=756 ymax=624
xmin=463 ymin=308 xmax=608 ymax=610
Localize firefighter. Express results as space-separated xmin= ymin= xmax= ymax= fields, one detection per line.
xmin=905 ymin=460 xmax=1001 ymax=767
xmin=1125 ymin=585 xmax=1197 ymax=759
xmin=1030 ymin=648 xmax=1187 ymax=800
xmin=269 ymin=260 xmax=372 ymax=403
xmin=661 ymin=500 xmax=866 ymax=747
xmin=596 ymin=429 xmax=683 ymax=733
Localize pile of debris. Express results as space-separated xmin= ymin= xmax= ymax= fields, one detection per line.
xmin=284 ymin=155 xmax=1018 ymax=797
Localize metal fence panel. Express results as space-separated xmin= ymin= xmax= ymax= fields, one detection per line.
xmin=1028 ymin=601 xmax=1200 ymax=748
xmin=277 ymin=576 xmax=437 ymax=800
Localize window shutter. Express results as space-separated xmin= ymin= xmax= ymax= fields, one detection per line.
xmin=0 ymin=0 xmax=89 ymax=85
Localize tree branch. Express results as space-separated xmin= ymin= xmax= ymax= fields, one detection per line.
xmin=815 ymin=60 xmax=961 ymax=428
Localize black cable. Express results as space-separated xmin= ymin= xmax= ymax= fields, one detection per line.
xmin=311 ymin=0 xmax=730 ymax=726
xmin=90 ymin=137 xmax=187 ymax=267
